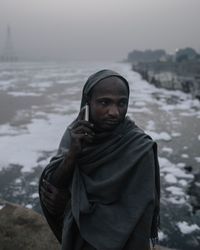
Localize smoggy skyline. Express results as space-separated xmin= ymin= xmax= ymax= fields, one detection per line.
xmin=0 ymin=0 xmax=200 ymax=61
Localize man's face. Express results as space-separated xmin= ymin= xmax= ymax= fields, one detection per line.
xmin=89 ymin=77 xmax=129 ymax=131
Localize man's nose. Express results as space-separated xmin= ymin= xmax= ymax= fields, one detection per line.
xmin=108 ymin=105 xmax=120 ymax=117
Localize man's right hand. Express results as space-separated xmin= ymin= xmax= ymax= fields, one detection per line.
xmin=42 ymin=108 xmax=95 ymax=190
xmin=68 ymin=108 xmax=95 ymax=157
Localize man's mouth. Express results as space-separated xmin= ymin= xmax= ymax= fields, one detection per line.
xmin=94 ymin=119 xmax=121 ymax=132
xmin=104 ymin=119 xmax=120 ymax=126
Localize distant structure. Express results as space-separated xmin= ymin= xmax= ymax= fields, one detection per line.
xmin=126 ymin=49 xmax=167 ymax=63
xmin=0 ymin=25 xmax=18 ymax=62
xmin=175 ymin=47 xmax=199 ymax=63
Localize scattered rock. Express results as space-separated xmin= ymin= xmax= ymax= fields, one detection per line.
xmin=184 ymin=165 xmax=193 ymax=173
xmin=188 ymin=172 xmax=200 ymax=212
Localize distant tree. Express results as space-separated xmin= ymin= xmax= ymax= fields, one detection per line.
xmin=176 ymin=47 xmax=199 ymax=62
xmin=127 ymin=49 xmax=166 ymax=62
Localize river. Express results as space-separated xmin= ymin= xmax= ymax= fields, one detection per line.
xmin=0 ymin=61 xmax=199 ymax=249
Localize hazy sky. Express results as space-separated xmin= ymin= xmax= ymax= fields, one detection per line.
xmin=0 ymin=0 xmax=199 ymax=60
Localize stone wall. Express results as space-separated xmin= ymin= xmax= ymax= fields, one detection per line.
xmin=132 ymin=62 xmax=200 ymax=100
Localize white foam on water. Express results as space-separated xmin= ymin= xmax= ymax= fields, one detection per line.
xmin=0 ymin=123 xmax=27 ymax=136
xmin=29 ymin=81 xmax=54 ymax=89
xmin=178 ymin=179 xmax=188 ymax=186
xmin=195 ymin=157 xmax=200 ymax=163
xmin=176 ymin=221 xmax=200 ymax=234
xmin=195 ymin=182 xmax=200 ymax=187
xmin=0 ymin=80 xmax=14 ymax=91
xmin=180 ymin=112 xmax=195 ymax=117
xmin=7 ymin=91 xmax=42 ymax=97
xmin=162 ymin=147 xmax=173 ymax=154
xmin=160 ymin=156 xmax=192 ymax=204
xmin=145 ymin=120 xmax=156 ymax=131
xmin=177 ymin=162 xmax=186 ymax=168
xmin=146 ymin=131 xmax=172 ymax=141
xmin=171 ymin=132 xmax=181 ymax=137
xmin=0 ymin=113 xmax=76 ymax=171
xmin=15 ymin=178 xmax=22 ymax=184
xmin=25 ymin=204 xmax=33 ymax=209
xmin=30 ymin=181 xmax=37 ymax=186
xmin=128 ymin=107 xmax=150 ymax=114
xmin=159 ymin=157 xmax=193 ymax=180
xmin=181 ymin=154 xmax=189 ymax=159
xmin=167 ymin=197 xmax=186 ymax=204
xmin=158 ymin=231 xmax=168 ymax=241
xmin=166 ymin=186 xmax=185 ymax=196
xmin=134 ymin=101 xmax=146 ymax=107
xmin=165 ymin=174 xmax=177 ymax=184
xmin=31 ymin=193 xmax=39 ymax=198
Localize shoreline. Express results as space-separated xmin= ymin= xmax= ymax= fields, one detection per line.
xmin=132 ymin=62 xmax=200 ymax=100
xmin=131 ymin=63 xmax=200 ymax=213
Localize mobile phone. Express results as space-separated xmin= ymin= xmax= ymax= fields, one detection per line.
xmin=84 ymin=104 xmax=89 ymax=121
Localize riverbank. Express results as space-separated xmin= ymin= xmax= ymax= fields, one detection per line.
xmin=132 ymin=61 xmax=200 ymax=100
xmin=0 ymin=199 xmax=175 ymax=250
xmin=132 ymin=61 xmax=200 ymax=213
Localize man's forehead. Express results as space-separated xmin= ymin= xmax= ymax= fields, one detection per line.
xmin=92 ymin=77 xmax=129 ymax=94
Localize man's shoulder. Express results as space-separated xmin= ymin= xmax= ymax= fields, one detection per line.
xmin=126 ymin=117 xmax=152 ymax=139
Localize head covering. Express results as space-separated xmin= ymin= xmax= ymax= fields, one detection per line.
xmin=39 ymin=69 xmax=160 ymax=250
xmin=80 ymin=69 xmax=130 ymax=108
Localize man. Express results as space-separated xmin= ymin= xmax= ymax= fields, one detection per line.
xmin=39 ymin=69 xmax=160 ymax=250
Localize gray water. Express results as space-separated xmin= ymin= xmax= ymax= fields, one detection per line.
xmin=0 ymin=61 xmax=199 ymax=249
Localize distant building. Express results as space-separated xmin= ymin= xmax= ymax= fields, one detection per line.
xmin=0 ymin=25 xmax=18 ymax=62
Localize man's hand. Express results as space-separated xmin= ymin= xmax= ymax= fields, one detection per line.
xmin=68 ymin=108 xmax=95 ymax=157
xmin=41 ymin=108 xmax=95 ymax=191
xmin=40 ymin=179 xmax=67 ymax=215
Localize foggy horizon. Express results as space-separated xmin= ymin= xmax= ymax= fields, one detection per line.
xmin=0 ymin=0 xmax=200 ymax=61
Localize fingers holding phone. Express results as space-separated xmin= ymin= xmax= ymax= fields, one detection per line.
xmin=69 ymin=104 xmax=95 ymax=153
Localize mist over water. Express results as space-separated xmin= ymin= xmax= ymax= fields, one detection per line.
xmin=0 ymin=0 xmax=200 ymax=60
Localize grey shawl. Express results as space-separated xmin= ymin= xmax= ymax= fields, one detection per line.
xmin=39 ymin=70 xmax=160 ymax=250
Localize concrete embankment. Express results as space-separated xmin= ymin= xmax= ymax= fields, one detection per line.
xmin=132 ymin=62 xmax=200 ymax=100
xmin=0 ymin=200 xmax=175 ymax=250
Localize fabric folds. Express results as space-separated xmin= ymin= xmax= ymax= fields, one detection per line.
xmin=40 ymin=118 xmax=160 ymax=250
xmin=39 ymin=69 xmax=160 ymax=250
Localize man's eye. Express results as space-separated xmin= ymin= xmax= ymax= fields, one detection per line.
xmin=119 ymin=101 xmax=127 ymax=107
xmin=99 ymin=100 xmax=109 ymax=106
